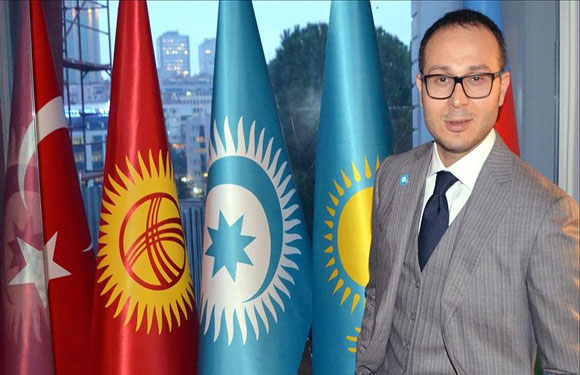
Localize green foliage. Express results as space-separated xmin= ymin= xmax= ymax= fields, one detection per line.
xmin=376 ymin=27 xmax=412 ymax=110
xmin=375 ymin=27 xmax=413 ymax=154
xmin=269 ymin=24 xmax=328 ymax=236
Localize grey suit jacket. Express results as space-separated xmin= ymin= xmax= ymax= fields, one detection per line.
xmin=355 ymin=138 xmax=580 ymax=375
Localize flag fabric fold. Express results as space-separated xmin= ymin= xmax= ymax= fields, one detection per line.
xmin=312 ymin=2 xmax=392 ymax=374
xmin=0 ymin=2 xmax=54 ymax=373
xmin=88 ymin=1 xmax=198 ymax=374
xmin=198 ymin=1 xmax=312 ymax=374
xmin=463 ymin=0 xmax=520 ymax=155
xmin=30 ymin=1 xmax=96 ymax=373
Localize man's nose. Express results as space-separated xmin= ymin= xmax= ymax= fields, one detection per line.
xmin=449 ymin=81 xmax=469 ymax=108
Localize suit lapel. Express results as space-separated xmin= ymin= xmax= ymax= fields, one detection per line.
xmin=441 ymin=138 xmax=515 ymax=325
xmin=376 ymin=144 xmax=431 ymax=301
xmin=365 ymin=143 xmax=432 ymax=355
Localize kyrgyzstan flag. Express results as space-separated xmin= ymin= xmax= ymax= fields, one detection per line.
xmin=30 ymin=1 xmax=96 ymax=374
xmin=88 ymin=1 xmax=198 ymax=374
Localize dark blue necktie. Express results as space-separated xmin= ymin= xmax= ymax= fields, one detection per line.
xmin=418 ymin=171 xmax=458 ymax=271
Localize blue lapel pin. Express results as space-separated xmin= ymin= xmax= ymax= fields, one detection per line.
xmin=399 ymin=174 xmax=409 ymax=186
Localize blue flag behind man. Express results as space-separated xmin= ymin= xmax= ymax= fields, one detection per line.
xmin=198 ymin=1 xmax=312 ymax=374
xmin=312 ymin=2 xmax=393 ymax=374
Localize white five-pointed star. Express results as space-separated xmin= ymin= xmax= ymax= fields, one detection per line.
xmin=9 ymin=233 xmax=71 ymax=308
xmin=45 ymin=233 xmax=71 ymax=280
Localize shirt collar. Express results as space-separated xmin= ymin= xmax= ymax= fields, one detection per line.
xmin=428 ymin=129 xmax=496 ymax=190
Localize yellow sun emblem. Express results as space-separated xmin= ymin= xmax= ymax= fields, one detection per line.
xmin=346 ymin=326 xmax=361 ymax=353
xmin=323 ymin=156 xmax=380 ymax=314
xmin=97 ymin=150 xmax=194 ymax=334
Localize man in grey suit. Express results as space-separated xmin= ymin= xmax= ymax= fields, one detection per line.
xmin=356 ymin=9 xmax=579 ymax=375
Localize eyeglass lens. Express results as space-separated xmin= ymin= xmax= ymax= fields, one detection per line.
xmin=425 ymin=74 xmax=494 ymax=99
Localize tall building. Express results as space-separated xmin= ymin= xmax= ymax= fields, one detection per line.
xmin=179 ymin=198 xmax=205 ymax=304
xmin=157 ymin=31 xmax=191 ymax=78
xmin=64 ymin=80 xmax=111 ymax=105
xmin=160 ymin=73 xmax=213 ymax=197
xmin=185 ymin=111 xmax=210 ymax=197
xmin=198 ymin=38 xmax=216 ymax=76
xmin=65 ymin=102 xmax=109 ymax=175
xmin=63 ymin=0 xmax=103 ymax=84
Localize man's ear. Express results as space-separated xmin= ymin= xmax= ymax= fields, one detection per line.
xmin=498 ymin=71 xmax=511 ymax=107
xmin=416 ymin=73 xmax=424 ymax=108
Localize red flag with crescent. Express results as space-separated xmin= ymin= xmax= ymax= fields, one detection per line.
xmin=29 ymin=1 xmax=96 ymax=374
xmin=88 ymin=1 xmax=198 ymax=374
xmin=0 ymin=1 xmax=53 ymax=373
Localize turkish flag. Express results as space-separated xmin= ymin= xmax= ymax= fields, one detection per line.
xmin=1 ymin=1 xmax=53 ymax=374
xmin=88 ymin=1 xmax=198 ymax=374
xmin=30 ymin=1 xmax=96 ymax=374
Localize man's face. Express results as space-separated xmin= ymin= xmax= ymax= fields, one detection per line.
xmin=416 ymin=25 xmax=510 ymax=166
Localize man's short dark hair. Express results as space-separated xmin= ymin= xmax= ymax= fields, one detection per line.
xmin=419 ymin=9 xmax=507 ymax=73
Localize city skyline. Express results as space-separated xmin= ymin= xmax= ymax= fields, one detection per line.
xmin=99 ymin=1 xmax=411 ymax=76
xmin=157 ymin=31 xmax=192 ymax=77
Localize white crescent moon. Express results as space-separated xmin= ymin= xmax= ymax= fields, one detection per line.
xmin=17 ymin=120 xmax=36 ymax=208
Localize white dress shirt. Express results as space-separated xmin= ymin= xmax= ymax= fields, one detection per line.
xmin=419 ymin=129 xmax=496 ymax=229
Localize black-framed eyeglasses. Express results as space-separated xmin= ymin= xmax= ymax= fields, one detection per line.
xmin=421 ymin=71 xmax=503 ymax=99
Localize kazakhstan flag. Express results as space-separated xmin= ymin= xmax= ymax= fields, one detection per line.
xmin=198 ymin=1 xmax=312 ymax=374
xmin=312 ymin=1 xmax=392 ymax=374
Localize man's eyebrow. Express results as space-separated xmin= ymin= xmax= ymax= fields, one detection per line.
xmin=467 ymin=64 xmax=492 ymax=72
xmin=426 ymin=65 xmax=451 ymax=74
xmin=425 ymin=64 xmax=494 ymax=75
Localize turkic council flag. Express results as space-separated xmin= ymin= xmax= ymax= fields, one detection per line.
xmin=463 ymin=0 xmax=520 ymax=155
xmin=0 ymin=2 xmax=54 ymax=373
xmin=312 ymin=2 xmax=392 ymax=374
xmin=198 ymin=1 xmax=312 ymax=374
xmin=89 ymin=1 xmax=198 ymax=374
xmin=30 ymin=1 xmax=96 ymax=374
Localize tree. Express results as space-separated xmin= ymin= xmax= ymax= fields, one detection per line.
xmin=268 ymin=23 xmax=412 ymax=238
xmin=375 ymin=27 xmax=413 ymax=154
xmin=269 ymin=23 xmax=328 ymax=237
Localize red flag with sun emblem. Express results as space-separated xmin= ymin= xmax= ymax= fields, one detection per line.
xmin=88 ymin=1 xmax=198 ymax=374
xmin=29 ymin=1 xmax=96 ymax=374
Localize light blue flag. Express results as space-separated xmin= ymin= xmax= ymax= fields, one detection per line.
xmin=463 ymin=0 xmax=510 ymax=70
xmin=312 ymin=1 xmax=392 ymax=374
xmin=198 ymin=1 xmax=312 ymax=374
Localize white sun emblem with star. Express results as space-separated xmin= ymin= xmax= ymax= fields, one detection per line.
xmin=201 ymin=117 xmax=303 ymax=345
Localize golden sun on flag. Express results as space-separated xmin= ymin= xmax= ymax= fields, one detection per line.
xmin=97 ymin=151 xmax=194 ymax=334
xmin=346 ymin=326 xmax=361 ymax=353
xmin=322 ymin=156 xmax=380 ymax=314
